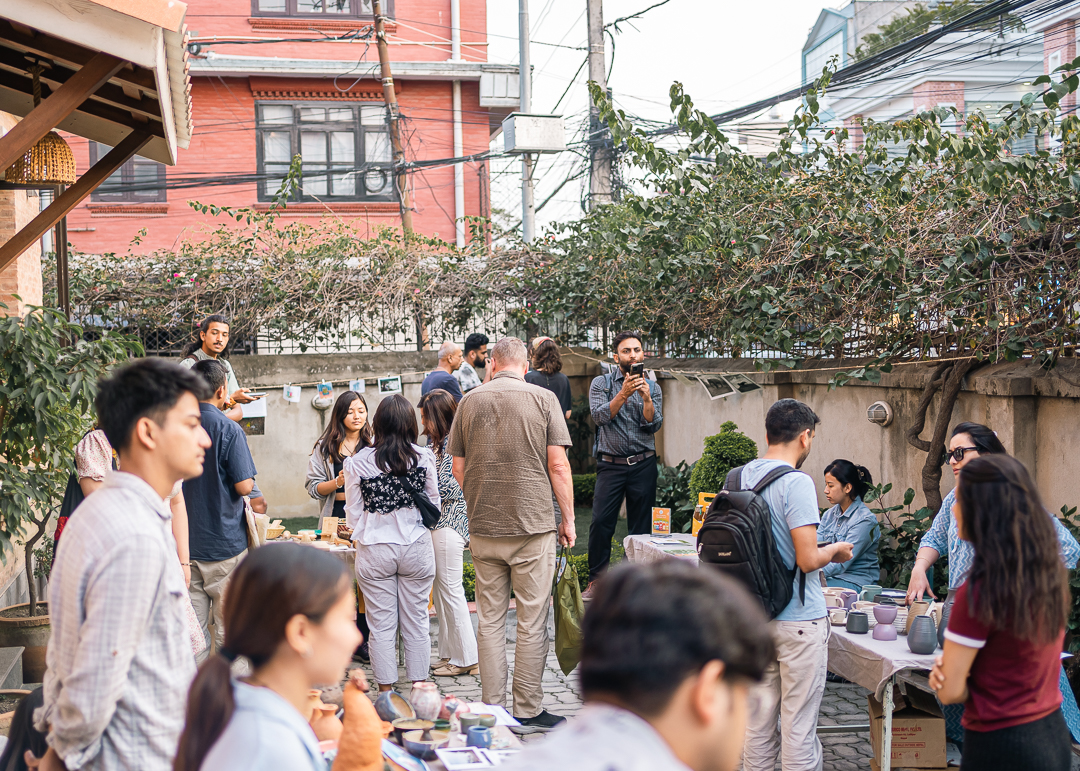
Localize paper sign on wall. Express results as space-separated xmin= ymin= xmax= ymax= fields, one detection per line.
xmin=349 ymin=378 xmax=366 ymax=393
xmin=283 ymin=384 xmax=301 ymax=403
xmin=317 ymin=381 xmax=333 ymax=398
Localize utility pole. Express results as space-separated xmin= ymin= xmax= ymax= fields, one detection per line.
xmin=519 ymin=0 xmax=535 ymax=242
xmin=586 ymin=0 xmax=612 ymax=208
xmin=373 ymin=0 xmax=412 ymax=235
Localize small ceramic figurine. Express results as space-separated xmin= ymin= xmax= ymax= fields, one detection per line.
xmin=333 ymin=670 xmax=392 ymax=771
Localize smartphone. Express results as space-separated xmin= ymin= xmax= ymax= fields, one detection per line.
xmin=246 ymin=392 xmax=267 ymax=398
xmin=630 ymin=362 xmax=645 ymax=377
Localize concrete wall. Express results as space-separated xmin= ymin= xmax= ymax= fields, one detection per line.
xmin=229 ymin=351 xmax=1080 ymax=519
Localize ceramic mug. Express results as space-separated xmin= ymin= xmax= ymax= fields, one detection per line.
xmin=846 ymin=610 xmax=869 ymax=634
xmin=825 ymin=595 xmax=843 ymax=608
xmin=829 ymin=607 xmax=848 ymax=625
xmin=466 ymin=726 xmax=493 ymax=749
xmin=840 ymin=590 xmax=858 ymax=609
xmin=853 ymin=601 xmax=877 ymax=612
xmin=859 ymin=585 xmax=882 ymax=602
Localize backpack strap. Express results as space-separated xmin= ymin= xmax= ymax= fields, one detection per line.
xmin=750 ymin=465 xmax=800 ymax=495
xmin=723 ymin=466 xmax=744 ymax=492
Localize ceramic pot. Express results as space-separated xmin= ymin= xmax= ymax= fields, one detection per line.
xmin=908 ymin=614 xmax=938 ymax=655
xmin=392 ymin=718 xmax=434 ymax=745
xmin=872 ymin=622 xmax=897 ymax=641
xmin=873 ymin=605 xmax=898 ymax=625
xmin=0 ymin=603 xmax=50 ymax=684
xmin=859 ymin=585 xmax=882 ymax=602
xmin=410 ymin=682 xmax=442 ymax=722
xmin=311 ymin=703 xmax=343 ymax=742
xmin=840 ymin=591 xmax=858 ymax=609
xmin=906 ymin=601 xmax=930 ymax=634
xmin=374 ymin=690 xmax=415 ymax=723
xmin=466 ymin=726 xmax=493 ymax=749
xmin=846 ymin=610 xmax=869 ymax=634
xmin=439 ymin=694 xmax=462 ymax=721
xmin=937 ymin=594 xmax=954 ymax=649
xmin=403 ymin=729 xmax=450 ymax=760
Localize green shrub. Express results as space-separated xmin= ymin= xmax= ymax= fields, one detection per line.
xmin=567 ymin=395 xmax=596 ymax=473
xmin=688 ymin=421 xmax=758 ymax=502
xmin=463 ymin=561 xmax=477 ymax=602
xmin=573 ymin=473 xmax=597 ymax=505
xmin=656 ymin=461 xmax=696 ymax=533
xmin=871 ymin=483 xmax=948 ymax=594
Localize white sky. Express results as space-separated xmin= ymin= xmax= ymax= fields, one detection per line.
xmin=485 ymin=0 xmax=844 ymax=233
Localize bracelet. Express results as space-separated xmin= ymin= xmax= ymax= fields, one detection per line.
xmin=180 ymin=561 xmax=190 ymax=566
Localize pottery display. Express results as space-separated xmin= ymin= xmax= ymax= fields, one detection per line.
xmin=908 ymin=614 xmax=938 ymax=654
xmin=403 ymin=729 xmax=450 ymax=760
xmin=333 ymin=672 xmax=393 ymax=771
xmin=937 ymin=595 xmax=954 ymax=648
xmin=410 ymin=682 xmax=442 ymax=722
xmin=872 ymin=622 xmax=898 ymax=641
xmin=859 ymin=585 xmax=882 ymax=602
xmin=873 ymin=604 xmax=898 ymax=625
xmin=466 ymin=726 xmax=493 ymax=749
xmin=846 ymin=610 xmax=869 ymax=634
xmin=392 ymin=718 xmax=434 ymax=744
xmin=828 ymin=607 xmax=848 ymax=626
xmin=439 ymin=695 xmax=462 ymax=721
xmin=373 ymin=690 xmax=415 ymax=723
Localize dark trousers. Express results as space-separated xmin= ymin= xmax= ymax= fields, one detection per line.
xmin=588 ymin=456 xmax=658 ymax=581
xmin=962 ymin=709 xmax=1070 ymax=771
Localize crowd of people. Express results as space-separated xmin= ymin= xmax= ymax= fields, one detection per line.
xmin=12 ymin=320 xmax=1080 ymax=771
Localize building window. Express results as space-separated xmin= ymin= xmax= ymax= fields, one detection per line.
xmin=89 ymin=143 xmax=166 ymax=203
xmin=257 ymin=102 xmax=394 ymax=202
xmin=251 ymin=0 xmax=382 ymax=17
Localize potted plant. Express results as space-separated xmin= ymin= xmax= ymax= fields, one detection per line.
xmin=0 ymin=306 xmax=139 ymax=682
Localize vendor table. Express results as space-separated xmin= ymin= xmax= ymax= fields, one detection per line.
xmin=828 ymin=626 xmax=939 ymax=771
xmin=622 ymin=533 xmax=698 ymax=564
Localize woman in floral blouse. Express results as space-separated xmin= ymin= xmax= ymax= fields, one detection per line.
xmin=419 ymin=389 xmax=478 ymax=677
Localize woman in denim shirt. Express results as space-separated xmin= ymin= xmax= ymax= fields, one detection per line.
xmin=818 ymin=460 xmax=880 ymax=590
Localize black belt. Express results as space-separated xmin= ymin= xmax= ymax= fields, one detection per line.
xmin=599 ymin=451 xmax=655 ymax=466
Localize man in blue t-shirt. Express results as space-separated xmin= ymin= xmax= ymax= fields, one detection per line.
xmin=421 ymin=341 xmax=465 ymax=402
xmin=183 ymin=359 xmax=257 ymax=661
xmin=741 ymin=399 xmax=854 ymax=771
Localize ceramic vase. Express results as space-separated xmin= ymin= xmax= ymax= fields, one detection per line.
xmin=411 ymin=682 xmax=442 ymax=722
xmin=937 ymin=594 xmax=954 ymax=648
xmin=374 ymin=690 xmax=415 ymax=722
xmin=908 ymin=614 xmax=937 ymax=654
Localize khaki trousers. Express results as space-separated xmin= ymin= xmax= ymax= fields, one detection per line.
xmin=189 ymin=550 xmax=246 ymax=663
xmin=470 ymin=532 xmax=556 ymax=719
xmin=743 ymin=618 xmax=830 ymax=771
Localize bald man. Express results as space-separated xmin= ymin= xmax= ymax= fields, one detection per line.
xmin=421 ymin=341 xmax=465 ymax=402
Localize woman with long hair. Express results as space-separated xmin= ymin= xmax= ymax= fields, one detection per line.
xmin=818 ymin=459 xmax=879 ymax=590
xmin=930 ymin=456 xmax=1072 ymax=770
xmin=306 ymin=390 xmax=373 ymax=662
xmin=418 ymin=389 xmax=478 ymax=677
xmin=343 ymin=394 xmax=439 ymax=692
xmin=174 ymin=543 xmax=362 ymax=771
xmin=525 ymin=337 xmax=571 ymax=420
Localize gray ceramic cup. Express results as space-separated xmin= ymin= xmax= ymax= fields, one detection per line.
xmin=846 ymin=610 xmax=869 ymax=634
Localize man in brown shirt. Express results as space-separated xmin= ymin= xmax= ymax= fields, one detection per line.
xmin=450 ymin=336 xmax=575 ymax=733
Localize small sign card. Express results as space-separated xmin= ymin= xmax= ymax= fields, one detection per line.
xmin=320 ymin=516 xmax=340 ymax=540
xmin=651 ymin=507 xmax=671 ymax=537
xmin=317 ymin=381 xmax=333 ymax=398
xmin=283 ymin=384 xmax=301 ymax=403
xmin=349 ymin=378 xmax=366 ymax=393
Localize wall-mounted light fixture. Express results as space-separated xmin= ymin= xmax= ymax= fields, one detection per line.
xmin=866 ymin=400 xmax=893 ymax=427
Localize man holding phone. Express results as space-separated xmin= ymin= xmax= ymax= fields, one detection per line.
xmin=585 ymin=330 xmax=663 ymax=598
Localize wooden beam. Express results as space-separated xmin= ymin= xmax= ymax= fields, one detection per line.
xmin=0 ymin=131 xmax=151 ymax=272
xmin=0 ymin=21 xmax=157 ymax=92
xmin=0 ymin=46 xmax=162 ymax=121
xmin=0 ymin=71 xmax=166 ymax=139
xmin=0 ymin=52 xmax=126 ymax=172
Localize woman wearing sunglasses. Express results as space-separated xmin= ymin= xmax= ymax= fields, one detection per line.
xmin=906 ymin=422 xmax=1080 ymax=744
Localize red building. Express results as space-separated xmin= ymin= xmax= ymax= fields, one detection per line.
xmin=63 ymin=0 xmax=519 ymax=254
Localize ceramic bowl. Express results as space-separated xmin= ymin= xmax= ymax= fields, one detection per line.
xmin=873 ymin=604 xmax=898 ymax=625
xmin=872 ymin=622 xmax=898 ymax=641
xmin=403 ymin=729 xmax=450 ymax=760
xmin=374 ymin=690 xmax=415 ymax=723
xmin=392 ymin=718 xmax=433 ymax=744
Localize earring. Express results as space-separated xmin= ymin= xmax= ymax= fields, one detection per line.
xmin=303 ymin=647 xmax=314 ymax=659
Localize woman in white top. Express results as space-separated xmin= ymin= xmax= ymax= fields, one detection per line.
xmin=344 ymin=394 xmax=440 ymax=691
xmin=175 ymin=542 xmax=362 ymax=771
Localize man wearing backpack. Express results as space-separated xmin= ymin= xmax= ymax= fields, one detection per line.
xmin=738 ymin=399 xmax=854 ymax=771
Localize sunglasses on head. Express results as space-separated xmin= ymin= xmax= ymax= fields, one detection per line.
xmin=942 ymin=445 xmax=978 ymax=465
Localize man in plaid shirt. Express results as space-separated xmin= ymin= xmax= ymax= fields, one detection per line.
xmin=32 ymin=359 xmax=212 ymax=771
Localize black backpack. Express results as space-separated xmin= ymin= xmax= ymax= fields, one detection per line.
xmin=696 ymin=464 xmax=807 ymax=620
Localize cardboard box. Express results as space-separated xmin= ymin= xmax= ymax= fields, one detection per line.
xmin=868 ymin=688 xmax=947 ymax=769
xmin=870 ymin=761 xmax=948 ymax=771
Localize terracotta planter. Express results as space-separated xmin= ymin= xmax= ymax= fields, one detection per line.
xmin=0 ymin=689 xmax=32 ymax=736
xmin=0 ymin=603 xmax=50 ymax=683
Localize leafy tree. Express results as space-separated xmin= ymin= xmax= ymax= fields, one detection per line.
xmin=0 ymin=307 xmax=141 ymax=615
xmin=852 ymin=1 xmax=1020 ymax=61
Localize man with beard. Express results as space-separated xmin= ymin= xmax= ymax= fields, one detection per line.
xmin=584 ymin=330 xmax=663 ymax=598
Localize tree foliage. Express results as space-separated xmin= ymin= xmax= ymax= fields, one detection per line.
xmin=0 ymin=307 xmax=141 ymax=613
xmin=852 ymin=1 xmax=1022 ymax=61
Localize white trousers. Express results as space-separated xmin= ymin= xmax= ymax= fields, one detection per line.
xmin=742 ymin=618 xmax=829 ymax=771
xmin=431 ymin=528 xmax=478 ymax=667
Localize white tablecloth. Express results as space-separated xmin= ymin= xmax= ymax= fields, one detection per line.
xmin=828 ymin=626 xmax=939 ymax=700
xmin=622 ymin=533 xmax=699 ymax=565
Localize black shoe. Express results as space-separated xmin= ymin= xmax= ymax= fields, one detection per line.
xmin=351 ymin=641 xmax=370 ymax=665
xmin=510 ymin=710 xmax=566 ymax=734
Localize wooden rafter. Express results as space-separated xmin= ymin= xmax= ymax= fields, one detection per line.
xmin=0 ymin=51 xmax=125 ymax=173
xmin=0 ymin=131 xmax=152 ymax=272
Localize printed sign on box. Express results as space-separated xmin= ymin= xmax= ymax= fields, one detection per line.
xmin=651 ymin=507 xmax=671 ymax=536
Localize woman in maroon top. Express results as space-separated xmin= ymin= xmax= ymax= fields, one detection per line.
xmin=929 ymin=455 xmax=1071 ymax=771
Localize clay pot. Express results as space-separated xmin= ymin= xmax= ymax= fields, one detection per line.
xmin=410 ymin=682 xmax=442 ymax=722
xmin=0 ymin=689 xmax=32 ymax=737
xmin=439 ymin=694 xmax=462 ymax=720
xmin=0 ymin=604 xmax=50 ymax=684
xmin=908 ymin=614 xmax=938 ymax=655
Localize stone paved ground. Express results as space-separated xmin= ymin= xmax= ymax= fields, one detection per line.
xmin=344 ymin=610 xmax=883 ymax=766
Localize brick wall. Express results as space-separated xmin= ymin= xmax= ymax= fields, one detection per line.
xmin=1044 ymin=19 xmax=1077 ymax=111
xmin=0 ymin=113 xmax=43 ymax=315
xmin=844 ymin=113 xmax=864 ymax=150
xmin=912 ymin=80 xmax=965 ymax=135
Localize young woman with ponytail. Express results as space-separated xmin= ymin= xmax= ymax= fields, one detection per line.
xmin=174 ymin=543 xmax=362 ymax=771
xmin=818 ymin=459 xmax=880 ymax=590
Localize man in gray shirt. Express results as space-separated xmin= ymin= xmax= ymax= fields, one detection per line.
xmin=501 ymin=561 xmax=773 ymax=771
xmin=33 ymin=359 xmax=212 ymax=771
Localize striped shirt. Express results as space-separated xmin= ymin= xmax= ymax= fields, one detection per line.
xmin=36 ymin=472 xmax=195 ymax=771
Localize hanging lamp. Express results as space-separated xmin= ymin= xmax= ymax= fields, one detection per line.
xmin=4 ymin=64 xmax=76 ymax=186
